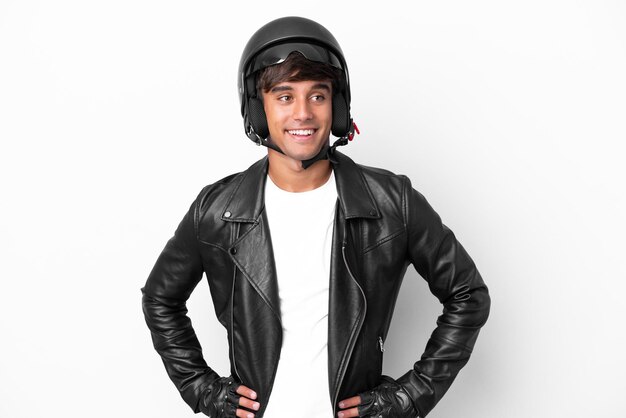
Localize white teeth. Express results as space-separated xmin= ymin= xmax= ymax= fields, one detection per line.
xmin=288 ymin=129 xmax=314 ymax=136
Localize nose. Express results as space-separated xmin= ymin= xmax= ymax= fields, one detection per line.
xmin=292 ymin=98 xmax=313 ymax=121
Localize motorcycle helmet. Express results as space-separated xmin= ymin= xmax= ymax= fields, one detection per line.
xmin=238 ymin=16 xmax=355 ymax=166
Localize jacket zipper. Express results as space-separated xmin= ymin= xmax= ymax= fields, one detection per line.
xmin=230 ymin=267 xmax=241 ymax=381
xmin=333 ymin=240 xmax=367 ymax=416
xmin=230 ymin=224 xmax=241 ymax=382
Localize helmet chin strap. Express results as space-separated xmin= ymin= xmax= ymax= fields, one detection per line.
xmin=263 ymin=137 xmax=330 ymax=170
xmin=301 ymin=143 xmax=331 ymax=169
xmin=266 ymin=121 xmax=357 ymax=169
xmin=300 ymin=135 xmax=349 ymax=169
xmin=265 ymin=138 xmax=342 ymax=170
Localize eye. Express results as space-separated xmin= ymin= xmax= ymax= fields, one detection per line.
xmin=278 ymin=95 xmax=292 ymax=102
xmin=311 ymin=94 xmax=326 ymax=102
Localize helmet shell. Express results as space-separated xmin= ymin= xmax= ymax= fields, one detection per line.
xmin=238 ymin=16 xmax=351 ymax=142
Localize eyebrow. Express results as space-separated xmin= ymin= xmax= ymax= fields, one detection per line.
xmin=269 ymin=82 xmax=331 ymax=93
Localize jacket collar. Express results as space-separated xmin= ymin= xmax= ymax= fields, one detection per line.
xmin=220 ymin=151 xmax=381 ymax=222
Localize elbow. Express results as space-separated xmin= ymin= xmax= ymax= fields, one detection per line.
xmin=474 ymin=284 xmax=491 ymax=327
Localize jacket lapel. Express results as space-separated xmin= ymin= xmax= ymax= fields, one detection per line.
xmin=220 ymin=157 xmax=281 ymax=321
xmin=332 ymin=151 xmax=381 ymax=220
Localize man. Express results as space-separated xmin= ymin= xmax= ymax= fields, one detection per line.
xmin=142 ymin=16 xmax=490 ymax=418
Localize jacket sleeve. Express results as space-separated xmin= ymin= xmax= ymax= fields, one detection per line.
xmin=141 ymin=188 xmax=221 ymax=413
xmin=395 ymin=177 xmax=491 ymax=417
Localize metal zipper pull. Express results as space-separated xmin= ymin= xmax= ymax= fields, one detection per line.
xmin=378 ymin=336 xmax=385 ymax=352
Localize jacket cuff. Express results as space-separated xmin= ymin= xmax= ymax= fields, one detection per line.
xmin=395 ymin=371 xmax=429 ymax=417
xmin=192 ymin=373 xmax=223 ymax=413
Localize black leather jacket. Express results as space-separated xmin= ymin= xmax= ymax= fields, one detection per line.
xmin=142 ymin=152 xmax=490 ymax=417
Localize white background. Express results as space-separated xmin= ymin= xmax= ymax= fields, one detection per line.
xmin=1 ymin=1 xmax=625 ymax=417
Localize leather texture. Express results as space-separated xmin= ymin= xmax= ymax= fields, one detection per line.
xmin=358 ymin=376 xmax=418 ymax=417
xmin=141 ymin=151 xmax=490 ymax=417
xmin=199 ymin=376 xmax=240 ymax=417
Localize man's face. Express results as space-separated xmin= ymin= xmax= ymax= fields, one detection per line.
xmin=262 ymin=79 xmax=332 ymax=164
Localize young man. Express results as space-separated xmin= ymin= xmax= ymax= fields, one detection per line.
xmin=142 ymin=16 xmax=490 ymax=418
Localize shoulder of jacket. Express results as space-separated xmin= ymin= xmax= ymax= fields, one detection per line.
xmin=191 ymin=156 xmax=267 ymax=213
xmin=346 ymin=158 xmax=438 ymax=224
xmin=194 ymin=172 xmax=241 ymax=206
xmin=355 ymin=161 xmax=411 ymax=195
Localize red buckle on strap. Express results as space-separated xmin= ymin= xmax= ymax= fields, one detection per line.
xmin=348 ymin=122 xmax=360 ymax=141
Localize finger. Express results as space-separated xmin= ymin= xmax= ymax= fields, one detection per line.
xmin=239 ymin=395 xmax=261 ymax=411
xmin=236 ymin=385 xmax=258 ymax=400
xmin=338 ymin=395 xmax=361 ymax=409
xmin=337 ymin=406 xmax=360 ymax=417
xmin=236 ymin=408 xmax=255 ymax=418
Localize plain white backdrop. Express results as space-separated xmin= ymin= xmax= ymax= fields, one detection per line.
xmin=1 ymin=1 xmax=625 ymax=417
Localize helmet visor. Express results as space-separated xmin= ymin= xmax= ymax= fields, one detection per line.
xmin=246 ymin=42 xmax=344 ymax=76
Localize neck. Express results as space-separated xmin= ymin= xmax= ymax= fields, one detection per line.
xmin=267 ymin=150 xmax=332 ymax=192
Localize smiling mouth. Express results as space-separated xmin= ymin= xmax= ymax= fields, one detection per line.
xmin=286 ymin=129 xmax=317 ymax=137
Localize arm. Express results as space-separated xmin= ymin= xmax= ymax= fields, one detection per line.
xmin=142 ymin=192 xmax=262 ymax=416
xmin=141 ymin=191 xmax=220 ymax=412
xmin=338 ymin=179 xmax=490 ymax=418
xmin=394 ymin=178 xmax=491 ymax=416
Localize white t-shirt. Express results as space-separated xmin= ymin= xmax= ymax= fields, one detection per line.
xmin=262 ymin=171 xmax=337 ymax=418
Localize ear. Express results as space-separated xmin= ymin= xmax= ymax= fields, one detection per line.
xmin=248 ymin=97 xmax=269 ymax=139
xmin=331 ymin=92 xmax=350 ymax=137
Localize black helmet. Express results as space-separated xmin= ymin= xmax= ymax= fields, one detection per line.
xmin=238 ymin=16 xmax=353 ymax=150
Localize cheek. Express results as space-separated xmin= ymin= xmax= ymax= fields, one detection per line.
xmin=264 ymin=104 xmax=286 ymax=127
xmin=320 ymin=104 xmax=333 ymax=125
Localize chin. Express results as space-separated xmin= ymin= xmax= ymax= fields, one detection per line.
xmin=278 ymin=151 xmax=319 ymax=165
xmin=291 ymin=145 xmax=327 ymax=161
xmin=272 ymin=139 xmax=324 ymax=158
